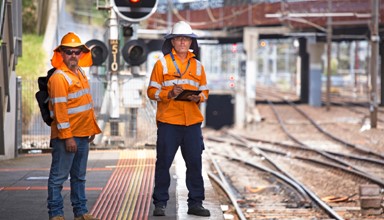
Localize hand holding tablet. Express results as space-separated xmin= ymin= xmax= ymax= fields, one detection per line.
xmin=175 ymin=89 xmax=202 ymax=101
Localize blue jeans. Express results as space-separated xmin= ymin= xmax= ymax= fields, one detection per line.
xmin=152 ymin=122 xmax=205 ymax=208
xmin=47 ymin=137 xmax=90 ymax=218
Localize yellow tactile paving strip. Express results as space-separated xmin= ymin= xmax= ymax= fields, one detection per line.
xmin=91 ymin=149 xmax=155 ymax=220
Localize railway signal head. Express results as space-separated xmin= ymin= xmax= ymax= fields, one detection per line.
xmin=122 ymin=39 xmax=148 ymax=66
xmin=85 ymin=39 xmax=108 ymax=66
xmin=112 ymin=0 xmax=158 ymax=22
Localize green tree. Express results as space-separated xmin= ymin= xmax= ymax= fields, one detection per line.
xmin=16 ymin=34 xmax=46 ymax=133
xmin=22 ymin=0 xmax=38 ymax=34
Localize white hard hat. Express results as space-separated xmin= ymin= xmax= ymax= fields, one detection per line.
xmin=164 ymin=21 xmax=198 ymax=39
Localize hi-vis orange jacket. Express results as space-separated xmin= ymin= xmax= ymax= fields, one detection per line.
xmin=147 ymin=49 xmax=209 ymax=126
xmin=48 ymin=64 xmax=101 ymax=139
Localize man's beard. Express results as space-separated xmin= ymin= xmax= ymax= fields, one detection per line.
xmin=67 ymin=59 xmax=79 ymax=69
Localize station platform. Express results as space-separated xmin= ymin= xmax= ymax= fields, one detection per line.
xmin=0 ymin=148 xmax=224 ymax=220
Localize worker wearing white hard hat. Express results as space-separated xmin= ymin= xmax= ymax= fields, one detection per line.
xmin=162 ymin=20 xmax=199 ymax=57
xmin=147 ymin=21 xmax=210 ymax=217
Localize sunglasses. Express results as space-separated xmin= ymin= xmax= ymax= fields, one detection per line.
xmin=63 ymin=50 xmax=81 ymax=55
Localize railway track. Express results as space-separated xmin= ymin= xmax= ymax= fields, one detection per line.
xmin=205 ymin=136 xmax=332 ymax=219
xmin=256 ymin=88 xmax=384 ymax=182
xmin=205 ymin=129 xmax=384 ymax=219
xmin=203 ymin=86 xmax=384 ymax=219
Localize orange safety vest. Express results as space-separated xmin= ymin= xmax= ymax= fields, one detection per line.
xmin=147 ymin=49 xmax=209 ymax=126
xmin=48 ymin=64 xmax=101 ymax=139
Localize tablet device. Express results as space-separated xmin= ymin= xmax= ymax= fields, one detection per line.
xmin=175 ymin=90 xmax=202 ymax=101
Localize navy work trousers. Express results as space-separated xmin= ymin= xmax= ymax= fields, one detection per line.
xmin=152 ymin=122 xmax=205 ymax=208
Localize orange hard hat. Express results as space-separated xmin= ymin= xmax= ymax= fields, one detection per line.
xmin=51 ymin=32 xmax=92 ymax=68
xmin=54 ymin=32 xmax=90 ymax=52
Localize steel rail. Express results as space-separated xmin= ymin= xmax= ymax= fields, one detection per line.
xmin=206 ymin=171 xmax=247 ymax=220
xmin=286 ymin=99 xmax=384 ymax=159
xmin=205 ymin=149 xmax=243 ymax=201
xmin=329 ymin=101 xmax=384 ymax=123
xmin=215 ymin=151 xmax=344 ymax=220
xmin=259 ymin=88 xmax=384 ymax=158
xmin=222 ymin=133 xmax=384 ymax=218
xmin=243 ymin=140 xmax=384 ymax=187
xmin=228 ymin=133 xmax=313 ymax=206
xmin=208 ymin=135 xmax=313 ymax=207
xmin=294 ymin=154 xmax=384 ymax=187
xmin=238 ymin=135 xmax=384 ymax=166
xmin=267 ymin=99 xmax=384 ymax=183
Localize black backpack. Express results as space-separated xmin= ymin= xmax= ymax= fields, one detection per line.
xmin=35 ymin=68 xmax=56 ymax=126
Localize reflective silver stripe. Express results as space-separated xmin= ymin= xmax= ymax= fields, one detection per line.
xmin=57 ymin=122 xmax=70 ymax=129
xmin=50 ymin=103 xmax=92 ymax=117
xmin=149 ymin=81 xmax=162 ymax=101
xmin=164 ymin=78 xmax=199 ymax=88
xmin=51 ymin=96 xmax=67 ymax=104
xmin=154 ymin=90 xmax=161 ymax=101
xmin=201 ymin=92 xmax=208 ymax=100
xmin=162 ymin=79 xmax=184 ymax=87
xmin=195 ymin=60 xmax=202 ymax=76
xmin=159 ymin=57 xmax=168 ymax=74
xmin=199 ymin=85 xmax=209 ymax=90
xmin=163 ymin=80 xmax=175 ymax=87
xmin=149 ymin=81 xmax=162 ymax=89
xmin=189 ymin=79 xmax=199 ymax=88
xmin=53 ymin=70 xmax=73 ymax=85
xmin=54 ymin=69 xmax=65 ymax=75
xmin=68 ymin=88 xmax=90 ymax=99
xmin=67 ymin=103 xmax=93 ymax=115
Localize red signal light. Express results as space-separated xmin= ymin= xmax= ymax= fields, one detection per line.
xmin=231 ymin=43 xmax=237 ymax=53
xmin=229 ymin=74 xmax=235 ymax=88
xmin=113 ymin=0 xmax=157 ymax=22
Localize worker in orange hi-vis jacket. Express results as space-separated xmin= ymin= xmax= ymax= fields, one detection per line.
xmin=147 ymin=21 xmax=210 ymax=217
xmin=47 ymin=32 xmax=101 ymax=220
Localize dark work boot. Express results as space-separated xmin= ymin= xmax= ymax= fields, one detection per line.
xmin=153 ymin=205 xmax=166 ymax=216
xmin=187 ymin=204 xmax=210 ymax=217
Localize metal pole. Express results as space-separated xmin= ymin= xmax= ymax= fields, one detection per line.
xmin=167 ymin=0 xmax=172 ymax=30
xmin=326 ymin=0 xmax=332 ymax=111
xmin=15 ymin=77 xmax=22 ymax=157
xmin=370 ymin=0 xmax=379 ymax=128
xmin=109 ymin=9 xmax=120 ymax=136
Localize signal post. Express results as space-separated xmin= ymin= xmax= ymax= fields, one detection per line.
xmin=90 ymin=0 xmax=158 ymax=146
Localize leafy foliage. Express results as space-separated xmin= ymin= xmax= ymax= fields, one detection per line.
xmin=66 ymin=0 xmax=108 ymax=26
xmin=16 ymin=34 xmax=46 ymax=133
xmin=22 ymin=0 xmax=38 ymax=34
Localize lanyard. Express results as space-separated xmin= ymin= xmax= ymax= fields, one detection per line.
xmin=170 ymin=53 xmax=190 ymax=77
